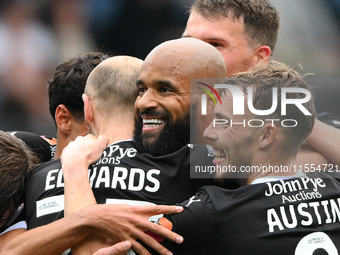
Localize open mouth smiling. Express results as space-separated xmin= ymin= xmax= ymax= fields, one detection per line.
xmin=143 ymin=119 xmax=165 ymax=128
xmin=211 ymin=147 xmax=227 ymax=165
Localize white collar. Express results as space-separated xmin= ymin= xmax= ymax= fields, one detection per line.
xmin=107 ymin=138 xmax=133 ymax=147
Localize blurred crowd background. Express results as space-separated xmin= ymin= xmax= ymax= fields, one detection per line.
xmin=0 ymin=0 xmax=339 ymax=137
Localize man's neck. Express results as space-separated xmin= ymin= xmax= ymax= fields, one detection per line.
xmin=54 ymin=132 xmax=76 ymax=160
xmin=94 ymin=119 xmax=134 ymax=146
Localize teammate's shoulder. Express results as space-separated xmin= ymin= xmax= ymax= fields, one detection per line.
xmin=10 ymin=131 xmax=56 ymax=145
xmin=31 ymin=158 xmax=61 ymax=174
xmin=307 ymin=170 xmax=340 ymax=182
xmin=189 ymin=185 xmax=225 ymax=203
xmin=9 ymin=131 xmax=57 ymax=162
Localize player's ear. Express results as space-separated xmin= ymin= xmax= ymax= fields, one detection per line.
xmin=55 ymin=104 xmax=72 ymax=134
xmin=252 ymin=45 xmax=271 ymax=67
xmin=206 ymin=95 xmax=216 ymax=114
xmin=259 ymin=123 xmax=277 ymax=149
xmin=83 ymin=94 xmax=94 ymax=125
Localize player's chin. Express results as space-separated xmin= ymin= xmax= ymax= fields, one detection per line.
xmin=142 ymin=131 xmax=162 ymax=145
xmin=214 ymin=169 xmax=233 ymax=180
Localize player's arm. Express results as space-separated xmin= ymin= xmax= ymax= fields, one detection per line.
xmin=61 ymin=134 xmax=184 ymax=255
xmin=62 ymin=134 xmax=118 ymax=255
xmin=0 ymin=205 xmax=111 ymax=255
xmin=0 ymin=204 xmax=183 ymax=255
xmin=63 ymin=135 xmax=107 ymax=217
xmin=300 ymin=119 xmax=340 ymax=167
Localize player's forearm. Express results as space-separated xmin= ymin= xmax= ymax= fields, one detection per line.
xmin=305 ymin=119 xmax=340 ymax=167
xmin=63 ymin=170 xmax=104 ymax=255
xmin=61 ymin=134 xmax=106 ymax=216
xmin=63 ymin=164 xmax=97 ymax=216
xmin=0 ymin=208 xmax=95 ymax=255
xmin=62 ymin=141 xmax=104 ymax=254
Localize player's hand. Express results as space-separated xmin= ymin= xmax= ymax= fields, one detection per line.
xmin=87 ymin=204 xmax=184 ymax=255
xmin=61 ymin=134 xmax=108 ymax=170
xmin=92 ymin=241 xmax=131 ymax=255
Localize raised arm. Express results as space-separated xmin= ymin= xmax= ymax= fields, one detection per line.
xmin=61 ymin=134 xmax=184 ymax=255
xmin=298 ymin=119 xmax=340 ymax=168
xmin=62 ymin=135 xmax=108 ymax=255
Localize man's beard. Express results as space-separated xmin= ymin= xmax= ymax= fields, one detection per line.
xmin=214 ymin=136 xmax=253 ymax=186
xmin=133 ymin=110 xmax=191 ymax=156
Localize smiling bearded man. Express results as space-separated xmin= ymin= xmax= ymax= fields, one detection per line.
xmin=133 ymin=37 xmax=227 ymax=156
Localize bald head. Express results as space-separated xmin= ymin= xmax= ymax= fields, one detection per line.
xmin=86 ymin=55 xmax=143 ymax=118
xmin=142 ymin=37 xmax=227 ymax=79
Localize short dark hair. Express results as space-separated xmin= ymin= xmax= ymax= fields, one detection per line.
xmin=0 ymin=131 xmax=39 ymax=220
xmin=48 ymin=52 xmax=109 ymax=125
xmin=221 ymin=61 xmax=315 ymax=149
xmin=190 ymin=0 xmax=280 ymax=52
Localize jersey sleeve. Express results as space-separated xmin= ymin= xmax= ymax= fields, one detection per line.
xmin=10 ymin=131 xmax=56 ymax=162
xmin=160 ymin=187 xmax=217 ymax=255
